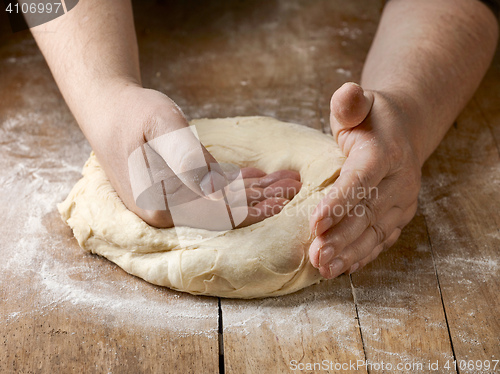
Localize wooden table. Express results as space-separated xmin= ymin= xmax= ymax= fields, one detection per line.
xmin=1 ymin=1 xmax=499 ymax=373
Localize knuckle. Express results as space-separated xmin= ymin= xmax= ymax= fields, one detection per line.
xmin=328 ymin=231 xmax=348 ymax=251
xmin=142 ymin=209 xmax=173 ymax=228
xmin=178 ymin=147 xmax=205 ymax=172
xmin=361 ymin=198 xmax=378 ymax=226
xmin=338 ymin=249 xmax=361 ymax=271
xmin=341 ymin=168 xmax=373 ymax=192
xmin=371 ymin=223 xmax=387 ymax=245
xmin=353 ymin=169 xmax=372 ymax=190
xmin=141 ymin=114 xmax=162 ymax=140
xmin=338 ymin=243 xmax=363 ymax=266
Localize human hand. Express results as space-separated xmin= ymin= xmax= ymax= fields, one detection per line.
xmin=308 ymin=83 xmax=422 ymax=278
xmin=88 ymin=85 xmax=302 ymax=229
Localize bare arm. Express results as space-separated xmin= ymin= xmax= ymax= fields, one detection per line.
xmin=31 ymin=1 xmax=301 ymax=228
xmin=362 ymin=0 xmax=499 ymax=165
xmin=30 ymin=0 xmax=141 ymax=135
xmin=309 ymin=0 xmax=498 ymax=278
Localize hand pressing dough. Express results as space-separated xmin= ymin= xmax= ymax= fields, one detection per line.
xmin=58 ymin=116 xmax=345 ymax=298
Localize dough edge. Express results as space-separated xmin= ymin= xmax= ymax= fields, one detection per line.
xmin=58 ymin=116 xmax=345 ymax=298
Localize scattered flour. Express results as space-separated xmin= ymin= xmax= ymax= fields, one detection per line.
xmin=0 ymin=113 xmax=217 ymax=336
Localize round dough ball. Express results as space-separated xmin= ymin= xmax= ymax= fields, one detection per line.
xmin=58 ymin=116 xmax=345 ymax=298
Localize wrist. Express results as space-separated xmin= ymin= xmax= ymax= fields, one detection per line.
xmin=72 ymin=78 xmax=142 ymax=134
xmin=373 ymin=88 xmax=429 ymax=167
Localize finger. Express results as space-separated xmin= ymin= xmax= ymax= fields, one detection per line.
xmin=229 ymin=179 xmax=302 ymax=207
xmin=330 ymin=82 xmax=374 ymax=138
xmin=258 ymin=170 xmax=301 ymax=187
xmin=351 ymin=227 xmax=402 ymax=273
xmin=235 ymin=198 xmax=289 ymax=227
xmin=230 ymin=170 xmax=301 ymax=191
xmin=310 ymin=201 xmax=402 ymax=269
xmin=310 ymin=149 xmax=390 ymax=236
xmin=309 ymin=177 xmax=415 ymax=268
xmin=318 ymin=203 xmax=416 ymax=279
xmin=239 ymin=167 xmax=267 ymax=179
xmin=263 ymin=179 xmax=302 ymax=199
xmin=224 ymin=166 xmax=267 ymax=181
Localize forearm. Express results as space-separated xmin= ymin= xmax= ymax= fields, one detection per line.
xmin=30 ymin=0 xmax=140 ymax=136
xmin=361 ymin=0 xmax=498 ymax=165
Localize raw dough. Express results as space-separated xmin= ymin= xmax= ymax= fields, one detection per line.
xmin=58 ymin=117 xmax=345 ymax=298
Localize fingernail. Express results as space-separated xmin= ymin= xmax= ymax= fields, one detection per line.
xmin=200 ymin=171 xmax=227 ymax=198
xmin=314 ymin=216 xmax=333 ymax=236
xmin=328 ymin=258 xmax=344 ymax=279
xmin=349 ymin=262 xmax=359 ymax=274
xmin=309 ymin=236 xmax=322 ymax=268
xmin=319 ymin=246 xmax=335 ymax=267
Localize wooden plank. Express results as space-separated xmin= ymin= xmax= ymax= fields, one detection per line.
xmin=473 ymin=48 xmax=500 ymax=151
xmin=135 ymin=0 xmax=327 ymax=130
xmin=0 ymin=166 xmax=220 ymax=374
xmin=351 ymin=211 xmax=456 ymax=373
xmin=221 ymin=280 xmax=367 ymax=374
xmin=212 ymin=1 xmax=383 ymax=373
xmin=4 ymin=0 xmax=499 ymax=372
xmin=0 ymin=29 xmax=219 ymax=373
xmin=419 ymin=98 xmax=500 ymax=374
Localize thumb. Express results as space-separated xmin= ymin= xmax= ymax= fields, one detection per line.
xmin=330 ymin=82 xmax=374 ymax=139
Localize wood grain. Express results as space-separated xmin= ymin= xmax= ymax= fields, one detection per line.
xmin=474 ymin=46 xmax=500 ymax=151
xmin=1 ymin=0 xmax=499 ymax=373
xmin=0 ymin=4 xmax=220 ymax=372
xmin=419 ymin=99 xmax=500 ymax=373
xmin=351 ymin=211 xmax=457 ymax=373
xmin=0 ymin=204 xmax=219 ymax=374
xmin=221 ymin=279 xmax=367 ymax=374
